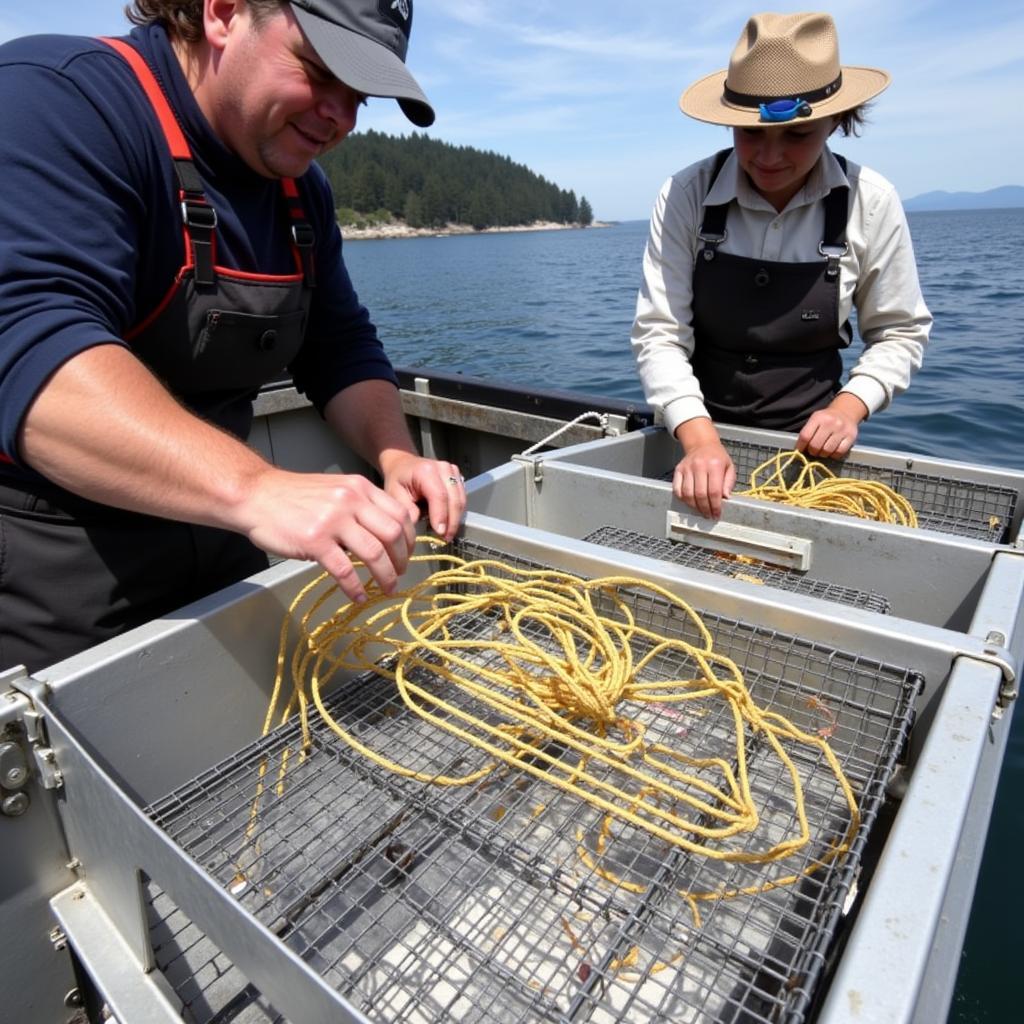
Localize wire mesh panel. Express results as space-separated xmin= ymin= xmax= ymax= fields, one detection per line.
xmin=719 ymin=441 xmax=1015 ymax=542
xmin=581 ymin=525 xmax=891 ymax=614
xmin=146 ymin=543 xmax=918 ymax=1024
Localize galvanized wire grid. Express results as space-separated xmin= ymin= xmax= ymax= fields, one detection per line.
xmin=580 ymin=525 xmax=891 ymax=614
xmin=659 ymin=440 xmax=1016 ymax=542
xmin=146 ymin=545 xmax=918 ymax=1024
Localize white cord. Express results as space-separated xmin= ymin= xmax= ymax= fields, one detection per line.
xmin=519 ymin=411 xmax=608 ymax=457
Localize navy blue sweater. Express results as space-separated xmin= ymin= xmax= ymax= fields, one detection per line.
xmin=0 ymin=23 xmax=397 ymax=482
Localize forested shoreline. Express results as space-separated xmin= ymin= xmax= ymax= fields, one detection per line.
xmin=317 ymin=130 xmax=594 ymax=231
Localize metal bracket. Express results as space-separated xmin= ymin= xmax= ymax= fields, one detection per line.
xmin=604 ymin=413 xmax=629 ymax=438
xmin=413 ymin=376 xmax=438 ymax=461
xmin=31 ymin=739 xmax=64 ymax=790
xmin=5 ymin=670 xmax=65 ymax=790
xmin=512 ymin=452 xmax=544 ymax=484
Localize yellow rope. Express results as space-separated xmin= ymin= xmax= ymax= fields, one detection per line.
xmin=255 ymin=539 xmax=860 ymax=927
xmin=739 ymin=449 xmax=918 ymax=527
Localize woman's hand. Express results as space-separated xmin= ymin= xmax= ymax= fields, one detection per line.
xmin=796 ymin=393 xmax=869 ymax=458
xmin=673 ymin=418 xmax=736 ymax=519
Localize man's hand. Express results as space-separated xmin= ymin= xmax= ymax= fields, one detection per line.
xmin=379 ymin=449 xmax=466 ymax=543
xmin=673 ymin=418 xmax=735 ymax=520
xmin=241 ymin=467 xmax=417 ymax=604
xmin=323 ymin=381 xmax=466 ymax=546
xmin=796 ymin=393 xmax=869 ymax=459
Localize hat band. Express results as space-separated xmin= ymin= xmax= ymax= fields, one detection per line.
xmin=723 ymin=72 xmax=843 ymax=110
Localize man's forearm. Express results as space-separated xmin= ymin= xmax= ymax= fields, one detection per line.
xmin=18 ymin=343 xmax=271 ymax=528
xmin=322 ymin=377 xmax=420 ymax=473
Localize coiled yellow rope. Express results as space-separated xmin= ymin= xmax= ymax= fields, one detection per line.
xmin=739 ymin=450 xmax=918 ymax=526
xmin=256 ymin=540 xmax=860 ymax=923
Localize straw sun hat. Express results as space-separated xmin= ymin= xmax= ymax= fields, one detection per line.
xmin=679 ymin=12 xmax=890 ymax=127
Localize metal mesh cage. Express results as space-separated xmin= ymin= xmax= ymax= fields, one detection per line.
xmin=659 ymin=441 xmax=1016 ymax=542
xmin=581 ymin=526 xmax=891 ymax=614
xmin=145 ymin=542 xmax=919 ymax=1024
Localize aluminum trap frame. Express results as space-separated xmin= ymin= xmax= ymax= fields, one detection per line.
xmin=702 ymin=440 xmax=1017 ymax=543
xmin=580 ymin=525 xmax=891 ymax=614
xmin=143 ymin=541 xmax=918 ymax=1024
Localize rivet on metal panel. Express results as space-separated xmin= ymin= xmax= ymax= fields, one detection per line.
xmin=49 ymin=926 xmax=67 ymax=952
xmin=0 ymin=740 xmax=29 ymax=788
xmin=1 ymin=791 xmax=29 ymax=816
xmin=64 ymin=988 xmax=84 ymax=1009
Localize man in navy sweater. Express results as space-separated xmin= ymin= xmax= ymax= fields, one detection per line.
xmin=0 ymin=0 xmax=466 ymax=673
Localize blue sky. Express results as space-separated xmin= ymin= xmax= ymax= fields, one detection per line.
xmin=4 ymin=1 xmax=1021 ymax=220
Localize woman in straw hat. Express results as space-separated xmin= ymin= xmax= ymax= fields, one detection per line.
xmin=631 ymin=11 xmax=931 ymax=519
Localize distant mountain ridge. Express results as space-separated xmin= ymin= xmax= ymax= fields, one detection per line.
xmin=903 ymin=185 xmax=1024 ymax=212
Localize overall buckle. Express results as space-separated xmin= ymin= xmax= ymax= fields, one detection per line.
xmin=698 ymin=229 xmax=727 ymax=262
xmin=819 ymin=241 xmax=848 ymax=280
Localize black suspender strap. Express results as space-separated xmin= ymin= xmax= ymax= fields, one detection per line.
xmin=697 ymin=148 xmax=732 ymax=262
xmin=819 ymin=153 xmax=849 ymax=281
xmin=282 ymin=179 xmax=317 ymax=288
xmin=698 ymin=148 xmax=851 ymax=279
xmin=174 ymin=158 xmax=217 ymax=287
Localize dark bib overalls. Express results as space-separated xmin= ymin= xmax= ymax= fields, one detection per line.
xmin=0 ymin=39 xmax=315 ymax=673
xmin=690 ymin=149 xmax=851 ymax=432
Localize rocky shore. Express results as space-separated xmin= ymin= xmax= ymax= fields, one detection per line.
xmin=341 ymin=220 xmax=612 ymax=241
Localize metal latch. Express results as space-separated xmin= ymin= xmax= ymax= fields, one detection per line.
xmin=23 ymin=709 xmax=63 ymax=790
xmin=5 ymin=668 xmax=64 ymax=790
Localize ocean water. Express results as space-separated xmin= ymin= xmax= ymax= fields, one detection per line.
xmin=342 ymin=208 xmax=1024 ymax=1023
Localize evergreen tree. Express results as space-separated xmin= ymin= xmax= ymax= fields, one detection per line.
xmin=316 ymin=131 xmax=596 ymax=229
xmin=578 ymin=196 xmax=594 ymax=227
xmin=403 ymin=190 xmax=425 ymax=229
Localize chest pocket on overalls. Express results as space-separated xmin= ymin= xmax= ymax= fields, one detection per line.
xmin=194 ymin=307 xmax=307 ymax=392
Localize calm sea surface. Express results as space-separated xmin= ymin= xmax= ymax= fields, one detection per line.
xmin=343 ymin=209 xmax=1024 ymax=1023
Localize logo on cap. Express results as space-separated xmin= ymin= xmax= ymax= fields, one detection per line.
xmin=378 ymin=0 xmax=410 ymax=30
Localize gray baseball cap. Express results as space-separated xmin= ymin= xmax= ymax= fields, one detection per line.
xmin=289 ymin=0 xmax=435 ymax=126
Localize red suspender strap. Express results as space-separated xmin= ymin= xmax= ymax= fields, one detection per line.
xmin=99 ymin=37 xmax=189 ymax=157
xmin=99 ymin=36 xmax=217 ymax=285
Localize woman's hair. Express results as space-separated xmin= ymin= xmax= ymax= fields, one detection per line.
xmin=125 ymin=1 xmax=284 ymax=43
xmin=835 ymin=104 xmax=870 ymax=137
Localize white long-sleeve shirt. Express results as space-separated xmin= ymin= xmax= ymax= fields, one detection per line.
xmin=631 ymin=148 xmax=932 ymax=437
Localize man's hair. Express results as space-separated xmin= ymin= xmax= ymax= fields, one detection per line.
xmin=125 ymin=1 xmax=285 ymax=43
